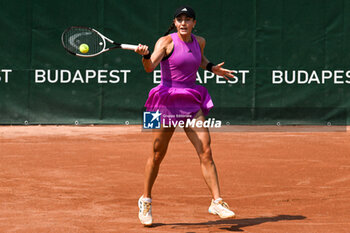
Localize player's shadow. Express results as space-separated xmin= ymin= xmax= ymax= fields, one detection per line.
xmin=150 ymin=215 xmax=306 ymax=231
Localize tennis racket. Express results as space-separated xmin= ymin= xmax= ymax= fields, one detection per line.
xmin=61 ymin=26 xmax=138 ymax=57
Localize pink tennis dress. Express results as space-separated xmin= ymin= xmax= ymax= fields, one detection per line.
xmin=145 ymin=32 xmax=214 ymax=122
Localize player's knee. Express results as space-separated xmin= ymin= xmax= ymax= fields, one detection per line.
xmin=199 ymin=145 xmax=213 ymax=163
xmin=147 ymin=152 xmax=164 ymax=167
xmin=153 ymin=150 xmax=166 ymax=164
xmin=202 ymin=143 xmax=212 ymax=155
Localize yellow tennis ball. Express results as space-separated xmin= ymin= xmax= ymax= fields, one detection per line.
xmin=79 ymin=43 xmax=89 ymax=53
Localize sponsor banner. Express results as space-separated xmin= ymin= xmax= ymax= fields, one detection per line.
xmin=3 ymin=69 xmax=350 ymax=85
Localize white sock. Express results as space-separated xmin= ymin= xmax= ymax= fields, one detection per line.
xmin=214 ymin=198 xmax=223 ymax=204
xmin=142 ymin=197 xmax=152 ymax=203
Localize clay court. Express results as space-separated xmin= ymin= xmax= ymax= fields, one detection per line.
xmin=0 ymin=125 xmax=349 ymax=233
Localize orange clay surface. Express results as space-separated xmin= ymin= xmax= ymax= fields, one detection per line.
xmin=0 ymin=125 xmax=349 ymax=233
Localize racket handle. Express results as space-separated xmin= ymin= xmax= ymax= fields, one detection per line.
xmin=121 ymin=44 xmax=138 ymax=50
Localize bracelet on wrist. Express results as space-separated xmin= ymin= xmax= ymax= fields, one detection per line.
xmin=143 ymin=52 xmax=151 ymax=59
xmin=206 ymin=62 xmax=214 ymax=72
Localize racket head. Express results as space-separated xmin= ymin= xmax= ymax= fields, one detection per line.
xmin=61 ymin=26 xmax=110 ymax=57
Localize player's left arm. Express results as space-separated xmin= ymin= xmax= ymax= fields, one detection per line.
xmin=196 ymin=35 xmax=235 ymax=80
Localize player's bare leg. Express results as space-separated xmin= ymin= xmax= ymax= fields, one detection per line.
xmin=139 ymin=125 xmax=176 ymax=226
xmin=143 ymin=126 xmax=176 ymax=198
xmin=184 ymin=109 xmax=235 ymax=218
xmin=184 ymin=109 xmax=221 ymax=199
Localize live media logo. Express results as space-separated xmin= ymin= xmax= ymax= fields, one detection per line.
xmin=143 ymin=110 xmax=161 ymax=129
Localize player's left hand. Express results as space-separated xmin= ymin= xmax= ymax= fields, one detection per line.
xmin=212 ymin=62 xmax=235 ymax=81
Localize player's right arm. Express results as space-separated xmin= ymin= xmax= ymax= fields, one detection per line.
xmin=135 ymin=35 xmax=172 ymax=73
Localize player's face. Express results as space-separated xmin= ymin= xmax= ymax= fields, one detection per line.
xmin=174 ymin=14 xmax=196 ymax=36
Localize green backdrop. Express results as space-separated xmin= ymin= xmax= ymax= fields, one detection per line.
xmin=0 ymin=0 xmax=349 ymax=125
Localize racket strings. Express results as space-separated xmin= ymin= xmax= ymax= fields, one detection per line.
xmin=62 ymin=27 xmax=104 ymax=56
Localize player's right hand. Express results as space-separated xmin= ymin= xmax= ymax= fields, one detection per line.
xmin=135 ymin=44 xmax=150 ymax=56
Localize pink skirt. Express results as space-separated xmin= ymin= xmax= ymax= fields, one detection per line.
xmin=145 ymin=81 xmax=214 ymax=123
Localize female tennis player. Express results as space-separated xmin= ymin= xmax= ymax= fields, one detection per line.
xmin=135 ymin=6 xmax=235 ymax=226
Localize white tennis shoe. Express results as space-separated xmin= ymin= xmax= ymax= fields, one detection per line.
xmin=208 ymin=198 xmax=236 ymax=219
xmin=138 ymin=196 xmax=152 ymax=226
